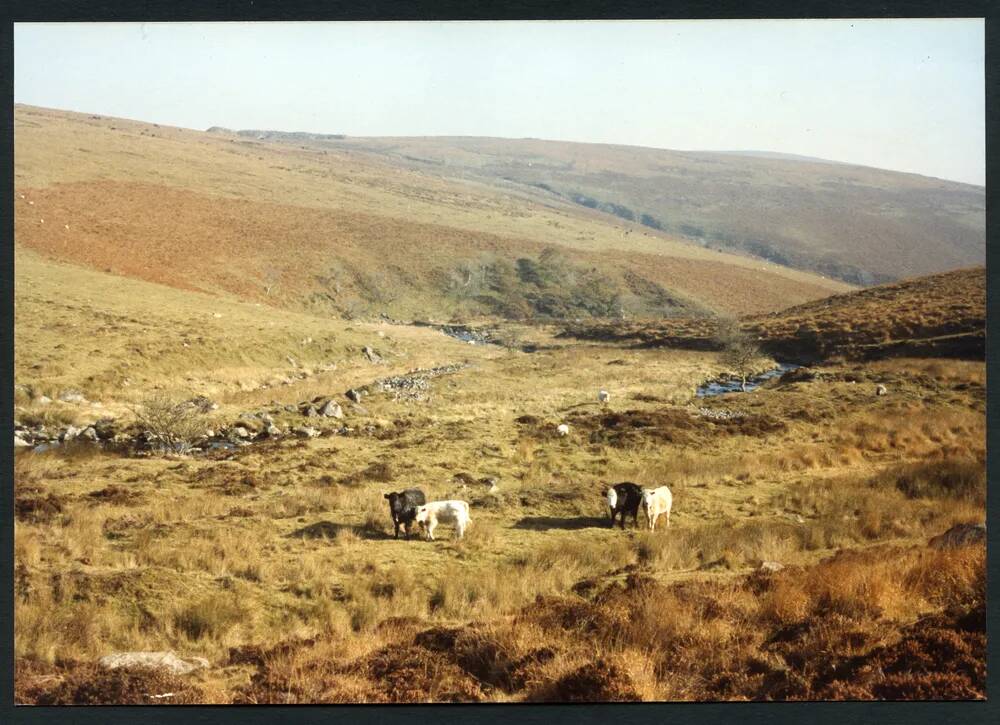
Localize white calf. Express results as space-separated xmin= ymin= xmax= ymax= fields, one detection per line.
xmin=414 ymin=500 xmax=471 ymax=540
xmin=641 ymin=486 xmax=672 ymax=531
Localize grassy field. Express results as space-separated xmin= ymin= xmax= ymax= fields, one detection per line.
xmin=13 ymin=251 xmax=986 ymax=702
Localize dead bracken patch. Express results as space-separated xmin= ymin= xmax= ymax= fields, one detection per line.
xmin=15 ymin=493 xmax=65 ymax=523
xmin=15 ymin=661 xmax=204 ymax=705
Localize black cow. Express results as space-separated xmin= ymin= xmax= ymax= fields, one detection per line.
xmin=605 ymin=482 xmax=643 ymax=530
xmin=384 ymin=489 xmax=427 ymax=539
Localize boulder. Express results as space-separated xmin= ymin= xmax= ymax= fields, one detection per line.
xmin=58 ymin=390 xmax=88 ymax=404
xmin=302 ymin=405 xmax=319 ymax=418
xmin=320 ymin=400 xmax=344 ymax=419
xmin=265 ymin=425 xmax=282 ymax=438
xmin=98 ymin=651 xmax=209 ymax=676
xmin=363 ymin=346 xmax=383 ymax=363
xmin=294 ymin=426 xmax=320 ymax=438
xmin=346 ymin=388 xmax=365 ymax=403
xmin=232 ymin=426 xmax=250 ymax=439
xmin=14 ymin=434 xmax=30 ymax=448
xmin=80 ymin=426 xmax=100 ymax=442
xmin=929 ymin=522 xmax=986 ymax=550
xmin=60 ymin=426 xmax=82 ymax=442
xmin=37 ymin=395 xmax=52 ymax=405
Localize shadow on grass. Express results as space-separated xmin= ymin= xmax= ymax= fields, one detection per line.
xmin=287 ymin=520 xmax=394 ymax=541
xmin=513 ymin=515 xmax=610 ymax=531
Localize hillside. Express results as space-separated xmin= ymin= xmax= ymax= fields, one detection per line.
xmin=559 ymin=267 xmax=985 ymax=363
xmin=239 ymin=133 xmax=984 ymax=286
xmin=14 ymin=104 xmax=850 ymax=320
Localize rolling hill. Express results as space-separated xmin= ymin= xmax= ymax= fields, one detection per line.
xmin=559 ymin=267 xmax=985 ymax=363
xmin=230 ymin=132 xmax=984 ymax=286
xmin=14 ymin=104 xmax=850 ymax=321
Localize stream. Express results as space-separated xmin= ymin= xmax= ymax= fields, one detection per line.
xmin=696 ymin=362 xmax=800 ymax=398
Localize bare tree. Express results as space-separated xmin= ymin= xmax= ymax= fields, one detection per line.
xmin=716 ymin=320 xmax=762 ymax=392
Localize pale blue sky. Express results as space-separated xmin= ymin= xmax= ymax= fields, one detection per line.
xmin=15 ymin=19 xmax=985 ymax=185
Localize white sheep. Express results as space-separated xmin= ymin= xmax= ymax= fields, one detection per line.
xmin=556 ymin=423 xmax=570 ymax=437
xmin=598 ymin=389 xmax=611 ymax=404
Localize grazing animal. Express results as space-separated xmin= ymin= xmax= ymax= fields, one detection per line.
xmin=641 ymin=486 xmax=673 ymax=531
xmin=598 ymin=389 xmax=611 ymax=404
xmin=875 ymin=384 xmax=887 ymax=396
xmin=557 ymin=423 xmax=570 ymax=437
xmin=383 ymin=489 xmax=427 ymax=540
xmin=605 ymin=482 xmax=643 ymax=529
xmin=415 ymin=500 xmax=471 ymax=540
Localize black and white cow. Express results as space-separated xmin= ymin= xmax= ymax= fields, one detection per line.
xmin=384 ymin=488 xmax=427 ymax=539
xmin=605 ymin=482 xmax=643 ymax=530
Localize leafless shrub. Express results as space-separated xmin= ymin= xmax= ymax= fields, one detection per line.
xmin=130 ymin=393 xmax=206 ymax=455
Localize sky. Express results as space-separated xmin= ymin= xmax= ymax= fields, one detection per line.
xmin=14 ymin=19 xmax=985 ymax=185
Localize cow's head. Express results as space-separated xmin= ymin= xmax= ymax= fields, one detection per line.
xmin=414 ymin=505 xmax=429 ymax=524
xmin=384 ymin=492 xmax=404 ymax=514
xmin=605 ymin=486 xmax=618 ymax=513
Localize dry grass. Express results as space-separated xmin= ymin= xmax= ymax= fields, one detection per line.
xmin=12 ymin=242 xmax=985 ymax=703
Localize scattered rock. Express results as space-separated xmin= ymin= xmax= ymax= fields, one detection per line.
xmin=184 ymin=395 xmax=218 ymax=413
xmin=346 ymin=388 xmax=365 ymax=403
xmin=60 ymin=426 xmax=81 ymax=442
xmin=265 ymin=425 xmax=282 ymax=438
xmin=58 ymin=390 xmax=87 ymax=404
xmin=363 ymin=346 xmax=383 ymax=363
xmin=293 ymin=426 xmax=320 ymax=439
xmin=759 ymin=561 xmax=785 ymax=573
xmin=232 ymin=426 xmax=250 ymax=439
xmin=80 ymin=426 xmax=100 ymax=442
xmin=14 ymin=434 xmax=30 ymax=448
xmin=98 ymin=651 xmax=209 ymax=676
xmin=695 ymin=406 xmax=745 ymax=421
xmin=302 ymin=405 xmax=319 ymax=418
xmin=929 ymin=522 xmax=986 ymax=550
xmin=36 ymin=395 xmax=52 ymax=405
xmin=319 ymin=400 xmax=344 ymax=419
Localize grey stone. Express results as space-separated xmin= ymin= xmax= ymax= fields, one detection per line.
xmin=59 ymin=390 xmax=88 ymax=404
xmin=80 ymin=426 xmax=100 ymax=442
xmin=98 ymin=651 xmax=209 ymax=675
xmin=233 ymin=426 xmax=250 ymax=439
xmin=294 ymin=426 xmax=320 ymax=439
xmin=60 ymin=425 xmax=82 ymax=442
xmin=759 ymin=561 xmax=785 ymax=573
xmin=929 ymin=522 xmax=986 ymax=550
xmin=320 ymin=400 xmax=344 ymax=419
xmin=14 ymin=434 xmax=30 ymax=448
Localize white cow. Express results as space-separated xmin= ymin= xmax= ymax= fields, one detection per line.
xmin=556 ymin=423 xmax=570 ymax=437
xmin=641 ymin=486 xmax=672 ymax=531
xmin=414 ymin=500 xmax=471 ymax=540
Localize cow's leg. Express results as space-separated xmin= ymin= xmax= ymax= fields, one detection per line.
xmin=427 ymin=520 xmax=436 ymax=541
xmin=666 ymin=510 xmax=671 ymax=528
xmin=456 ymin=520 xmax=465 ymax=539
xmin=393 ymin=520 xmax=400 ymax=539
